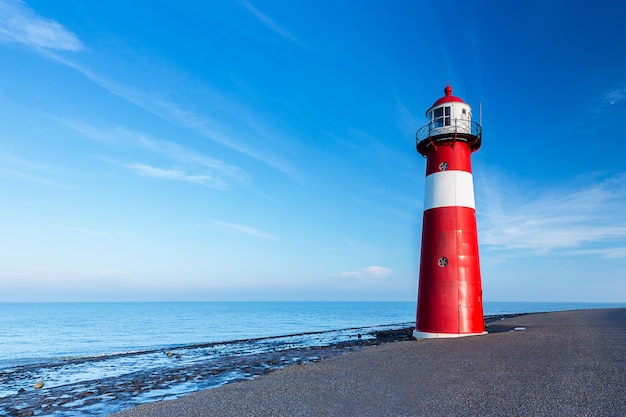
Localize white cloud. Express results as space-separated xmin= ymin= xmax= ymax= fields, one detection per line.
xmin=605 ymin=84 xmax=626 ymax=106
xmin=340 ymin=265 xmax=393 ymax=279
xmin=159 ymin=99 xmax=296 ymax=177
xmin=124 ymin=162 xmax=228 ymax=187
xmin=477 ymin=172 xmax=626 ymax=256
xmin=65 ymin=122 xmax=249 ymax=188
xmin=0 ymin=0 xmax=82 ymax=51
xmin=213 ymin=220 xmax=277 ymax=240
xmin=578 ymin=81 xmax=626 ymax=129
xmin=239 ymin=0 xmax=301 ymax=45
xmin=53 ymin=60 xmax=297 ymax=179
xmin=568 ymin=247 xmax=626 ymax=259
xmin=2 ymin=3 xmax=297 ymax=179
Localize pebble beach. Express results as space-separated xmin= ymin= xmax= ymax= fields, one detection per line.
xmin=110 ymin=308 xmax=626 ymax=417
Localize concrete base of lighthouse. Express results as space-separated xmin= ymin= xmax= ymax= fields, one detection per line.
xmin=413 ymin=329 xmax=487 ymax=339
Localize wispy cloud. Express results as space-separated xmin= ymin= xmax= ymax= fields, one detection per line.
xmin=213 ymin=220 xmax=277 ymax=240
xmin=124 ymin=163 xmax=226 ymax=187
xmin=339 ymin=266 xmax=394 ymax=279
xmin=477 ymin=172 xmax=626 ymax=258
xmin=0 ymin=1 xmax=297 ymax=179
xmin=2 ymin=1 xmax=299 ymax=180
xmin=65 ymin=122 xmax=249 ymax=189
xmin=48 ymin=54 xmax=297 ymax=179
xmin=239 ymin=0 xmax=301 ymax=45
xmin=604 ymin=84 xmax=626 ymax=106
xmin=0 ymin=0 xmax=82 ymax=51
xmin=575 ymin=80 xmax=626 ymax=132
xmin=0 ymin=151 xmax=73 ymax=188
xmin=568 ymin=247 xmax=626 ymax=259
xmin=158 ymin=99 xmax=296 ymax=177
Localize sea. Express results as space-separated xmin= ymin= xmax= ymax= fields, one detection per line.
xmin=1 ymin=301 xmax=625 ymax=416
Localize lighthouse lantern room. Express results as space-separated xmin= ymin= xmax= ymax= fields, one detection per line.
xmin=414 ymin=86 xmax=485 ymax=338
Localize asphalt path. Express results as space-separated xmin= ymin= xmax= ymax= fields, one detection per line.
xmin=111 ymin=308 xmax=626 ymax=417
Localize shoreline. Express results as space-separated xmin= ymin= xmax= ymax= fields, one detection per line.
xmin=1 ymin=313 xmax=521 ymax=417
xmin=111 ymin=308 xmax=626 ymax=417
xmin=3 ymin=324 xmax=400 ymax=416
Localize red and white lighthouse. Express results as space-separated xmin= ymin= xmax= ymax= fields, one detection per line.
xmin=413 ymin=86 xmax=486 ymax=338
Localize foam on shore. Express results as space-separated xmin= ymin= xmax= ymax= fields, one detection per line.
xmin=110 ymin=308 xmax=626 ymax=417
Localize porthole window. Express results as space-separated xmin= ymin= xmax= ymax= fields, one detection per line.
xmin=439 ymin=162 xmax=448 ymax=171
xmin=438 ymin=257 xmax=448 ymax=267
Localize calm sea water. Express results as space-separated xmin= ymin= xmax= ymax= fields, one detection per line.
xmin=0 ymin=302 xmax=416 ymax=368
xmin=1 ymin=301 xmax=624 ymax=416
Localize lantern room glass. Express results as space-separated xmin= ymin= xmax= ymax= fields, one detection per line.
xmin=433 ymin=106 xmax=451 ymax=128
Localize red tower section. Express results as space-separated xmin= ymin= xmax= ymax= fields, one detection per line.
xmin=414 ymin=86 xmax=485 ymax=338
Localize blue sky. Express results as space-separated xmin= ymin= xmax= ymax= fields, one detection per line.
xmin=1 ymin=0 xmax=625 ymax=302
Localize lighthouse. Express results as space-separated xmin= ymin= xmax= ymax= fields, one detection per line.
xmin=413 ymin=86 xmax=486 ymax=338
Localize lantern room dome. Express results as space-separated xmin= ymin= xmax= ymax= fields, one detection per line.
xmin=431 ymin=85 xmax=464 ymax=108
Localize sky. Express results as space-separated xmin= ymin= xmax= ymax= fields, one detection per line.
xmin=0 ymin=0 xmax=625 ymax=302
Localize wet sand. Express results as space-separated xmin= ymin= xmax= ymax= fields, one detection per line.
xmin=111 ymin=308 xmax=626 ymax=417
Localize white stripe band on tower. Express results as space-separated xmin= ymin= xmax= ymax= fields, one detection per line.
xmin=423 ymin=170 xmax=476 ymax=210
